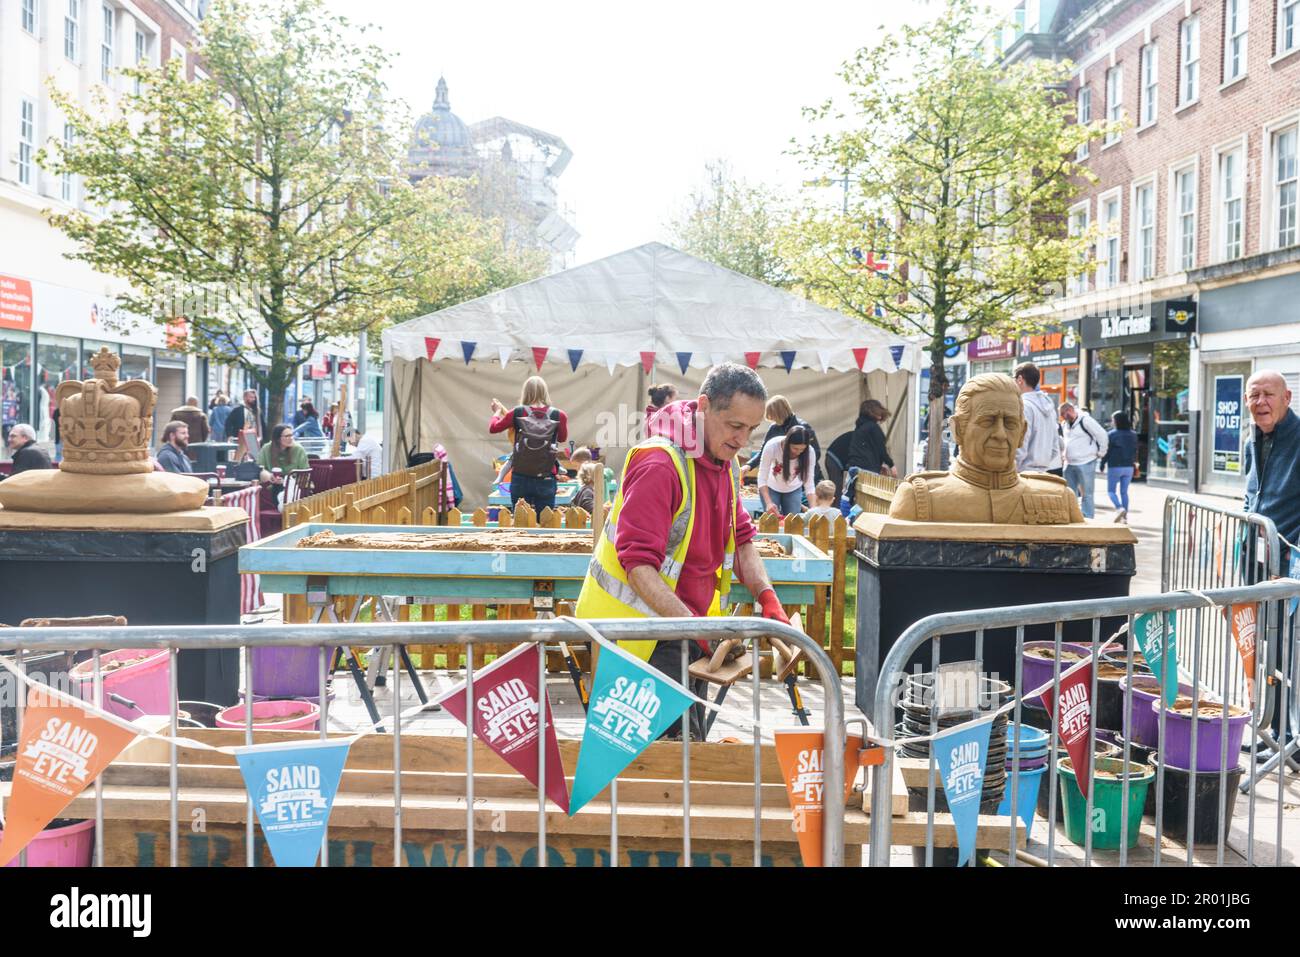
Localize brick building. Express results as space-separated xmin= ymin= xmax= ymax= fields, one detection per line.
xmin=1005 ymin=0 xmax=1300 ymax=494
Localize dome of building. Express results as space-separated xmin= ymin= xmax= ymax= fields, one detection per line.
xmin=409 ymin=77 xmax=477 ymax=179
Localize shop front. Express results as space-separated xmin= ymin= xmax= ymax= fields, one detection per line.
xmin=967 ymin=333 xmax=1017 ymax=376
xmin=1018 ymin=321 xmax=1080 ymax=409
xmin=1081 ymin=300 xmax=1194 ymax=488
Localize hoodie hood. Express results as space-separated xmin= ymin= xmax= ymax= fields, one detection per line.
xmin=645 ymin=399 xmax=704 ymax=458
xmin=1016 ymin=390 xmax=1062 ymax=471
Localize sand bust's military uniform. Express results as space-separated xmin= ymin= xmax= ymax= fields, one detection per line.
xmin=889 ymin=458 xmax=1084 ymax=525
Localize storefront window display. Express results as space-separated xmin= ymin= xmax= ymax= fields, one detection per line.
xmin=1148 ymin=340 xmax=1190 ymax=483
xmin=1088 ymin=348 xmax=1125 ymax=423
xmin=36 ymin=335 xmax=79 ymax=448
xmin=121 ymin=345 xmax=151 ymax=382
xmin=0 ymin=330 xmax=34 ymax=452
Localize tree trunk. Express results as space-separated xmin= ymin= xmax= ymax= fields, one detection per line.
xmin=925 ymin=339 xmax=948 ymax=471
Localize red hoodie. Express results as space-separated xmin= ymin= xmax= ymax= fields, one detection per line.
xmin=615 ymin=400 xmax=756 ymax=616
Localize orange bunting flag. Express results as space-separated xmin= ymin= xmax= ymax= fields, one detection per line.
xmin=773 ymin=728 xmax=862 ymax=867
xmin=1229 ymin=602 xmax=1258 ymax=707
xmin=0 ymin=687 xmax=137 ymax=867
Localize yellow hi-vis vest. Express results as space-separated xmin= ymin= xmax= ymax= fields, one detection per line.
xmin=575 ymin=437 xmax=739 ymax=661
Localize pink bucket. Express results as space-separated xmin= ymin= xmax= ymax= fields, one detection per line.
xmin=2 ymin=819 xmax=95 ymax=867
xmin=216 ymin=699 xmax=321 ymax=731
xmin=71 ymin=649 xmax=171 ymax=719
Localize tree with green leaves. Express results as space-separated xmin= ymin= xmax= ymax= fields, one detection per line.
xmin=666 ymin=161 xmax=795 ymax=288
xmin=786 ymin=0 xmax=1118 ymax=467
xmin=42 ymin=0 xmax=496 ymax=426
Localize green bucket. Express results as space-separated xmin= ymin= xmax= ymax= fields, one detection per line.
xmin=1058 ymin=757 xmax=1154 ymax=850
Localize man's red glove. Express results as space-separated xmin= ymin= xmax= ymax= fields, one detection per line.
xmin=756 ymin=588 xmax=790 ymax=624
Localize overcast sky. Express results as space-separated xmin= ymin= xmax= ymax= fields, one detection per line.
xmin=332 ymin=0 xmax=939 ymax=265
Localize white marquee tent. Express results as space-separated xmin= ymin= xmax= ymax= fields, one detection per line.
xmin=383 ymin=243 xmax=916 ymax=507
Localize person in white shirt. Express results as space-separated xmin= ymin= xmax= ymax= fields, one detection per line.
xmin=1058 ymin=401 xmax=1108 ymax=519
xmin=805 ymin=480 xmax=842 ymax=524
xmin=345 ymin=427 xmax=383 ymax=478
xmin=758 ymin=425 xmax=816 ymax=516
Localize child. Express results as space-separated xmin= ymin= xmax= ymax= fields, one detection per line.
xmin=565 ymin=446 xmax=593 ymax=478
xmin=573 ymin=461 xmax=600 ymax=513
xmin=805 ymin=480 xmax=842 ymax=524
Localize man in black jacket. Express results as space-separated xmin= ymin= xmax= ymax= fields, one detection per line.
xmin=223 ymin=389 xmax=267 ymax=451
xmin=6 ymin=423 xmax=52 ymax=474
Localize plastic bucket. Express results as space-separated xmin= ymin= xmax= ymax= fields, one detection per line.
xmin=1058 ymin=757 xmax=1154 ymax=850
xmin=1149 ymin=753 xmax=1245 ymax=844
xmin=215 ymin=699 xmax=320 ymax=731
xmin=996 ymin=764 xmax=1047 ymax=839
xmin=250 ymin=645 xmax=334 ymax=699
xmin=1021 ymin=642 xmax=1091 ymax=697
xmin=1119 ymin=676 xmax=1194 ymax=748
xmin=1154 ymin=698 xmax=1252 ymax=772
xmin=1036 ymin=741 xmax=1121 ymax=825
xmin=2 ymin=819 xmax=95 ymax=867
xmin=71 ymin=649 xmax=171 ymax=719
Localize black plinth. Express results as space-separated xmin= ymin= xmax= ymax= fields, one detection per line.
xmin=854 ymin=527 xmax=1136 ymax=719
xmin=0 ymin=520 xmax=246 ymax=707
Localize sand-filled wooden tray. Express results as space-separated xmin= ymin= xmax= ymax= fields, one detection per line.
xmin=295 ymin=527 xmax=787 ymax=558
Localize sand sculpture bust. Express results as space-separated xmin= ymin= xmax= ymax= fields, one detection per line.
xmin=0 ymin=347 xmax=207 ymax=513
xmin=889 ymin=373 xmax=1084 ymax=525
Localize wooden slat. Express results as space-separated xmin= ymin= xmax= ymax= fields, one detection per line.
xmin=829 ymin=516 xmax=848 ymax=676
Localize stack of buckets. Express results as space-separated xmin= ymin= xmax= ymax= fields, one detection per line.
xmin=217 ymin=646 xmax=327 ymax=731
xmin=996 ymin=725 xmax=1049 ymax=839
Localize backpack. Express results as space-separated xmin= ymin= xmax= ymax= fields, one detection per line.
xmin=511 ymin=406 xmax=560 ymax=477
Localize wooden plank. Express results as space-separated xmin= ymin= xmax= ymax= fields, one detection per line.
xmin=829 ymin=516 xmax=847 ymax=676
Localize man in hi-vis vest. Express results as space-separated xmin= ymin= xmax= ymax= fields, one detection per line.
xmin=576 ymin=363 xmax=789 ymax=740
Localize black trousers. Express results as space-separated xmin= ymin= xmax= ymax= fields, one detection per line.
xmin=647 ymin=640 xmax=709 ymax=741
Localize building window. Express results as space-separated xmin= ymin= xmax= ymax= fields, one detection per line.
xmin=1134 ymin=183 xmax=1155 ymax=280
xmin=61 ymin=124 xmax=76 ymax=203
xmin=1068 ymin=203 xmax=1090 ymax=295
xmin=1179 ymin=17 xmax=1199 ymax=104
xmin=21 ymin=0 xmax=36 ymax=34
xmin=100 ymin=4 xmax=114 ymax=84
xmin=1140 ymin=44 xmax=1157 ymax=125
xmin=134 ymin=29 xmax=147 ymax=94
xmin=1277 ymin=126 xmax=1298 ymax=249
xmin=1175 ymin=166 xmax=1197 ymax=270
xmin=1220 ymin=149 xmax=1244 ymax=260
xmin=1099 ymin=194 xmax=1121 ymax=288
xmin=1076 ymin=86 xmax=1091 ymax=159
xmin=18 ymin=99 xmax=35 ymax=187
xmin=1105 ymin=66 xmax=1122 ymax=144
xmin=1282 ymin=0 xmax=1300 ymax=55
xmin=1224 ymin=0 xmax=1247 ymax=82
xmin=64 ymin=0 xmax=80 ymax=62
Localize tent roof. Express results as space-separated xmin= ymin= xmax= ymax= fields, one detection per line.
xmin=383 ymin=242 xmax=913 ymax=373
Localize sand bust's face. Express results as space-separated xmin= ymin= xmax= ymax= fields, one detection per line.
xmin=958 ymin=392 xmax=1024 ymax=473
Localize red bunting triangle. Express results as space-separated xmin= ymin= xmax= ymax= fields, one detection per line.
xmin=424 ymin=337 xmax=440 ymax=361
xmin=852 ymin=347 xmax=869 ymax=371
xmin=744 ymin=352 xmax=761 ymax=369
xmin=639 ymin=351 xmax=655 ymax=375
xmin=532 ymin=347 xmax=548 ymax=371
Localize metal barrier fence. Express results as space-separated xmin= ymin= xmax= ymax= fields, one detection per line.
xmin=0 ymin=617 xmax=845 ymax=868
xmin=869 ymin=580 xmax=1299 ymax=867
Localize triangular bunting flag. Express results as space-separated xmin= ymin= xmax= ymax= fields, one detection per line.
xmin=532 ymin=347 xmax=548 ymax=371
xmin=773 ymin=728 xmax=862 ymax=867
xmin=461 ymin=341 xmax=477 ymax=365
xmin=424 ymin=337 xmax=440 ymax=361
xmin=852 ymin=347 xmax=869 ymax=371
xmin=498 ymin=346 xmax=512 ymax=369
xmin=639 ymin=351 xmax=655 ymax=376
xmin=889 ymin=345 xmax=906 ymax=370
xmin=934 ymin=718 xmax=993 ymax=867
xmin=676 ymin=352 xmax=692 ymax=375
xmin=436 ymin=643 xmax=569 ymax=813
xmin=234 ymin=739 xmax=352 ymax=867
xmin=604 ymin=354 xmax=618 ymax=375
xmin=0 ymin=687 xmax=138 ymax=867
xmin=817 ymin=351 xmax=832 ymax=374
xmin=567 ymin=349 xmax=584 ymax=372
xmin=1039 ymin=663 xmax=1094 ymax=798
xmin=1229 ymin=603 xmax=1258 ymax=706
xmin=744 ymin=351 xmax=761 ymax=370
xmin=569 ymin=632 xmax=703 ymax=815
xmin=780 ymin=350 xmax=796 ymax=374
xmin=1132 ymin=612 xmax=1179 ymax=707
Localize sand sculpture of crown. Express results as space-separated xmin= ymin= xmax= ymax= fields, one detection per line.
xmin=53 ymin=347 xmax=158 ymax=475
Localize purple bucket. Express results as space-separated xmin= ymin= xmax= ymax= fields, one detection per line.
xmin=1119 ymin=675 xmax=1194 ymax=748
xmin=1021 ymin=642 xmax=1091 ymax=697
xmin=251 ymin=646 xmax=335 ymax=699
xmin=1154 ymin=698 xmax=1253 ymax=771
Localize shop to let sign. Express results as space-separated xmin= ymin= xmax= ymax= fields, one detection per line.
xmin=1212 ymin=375 xmax=1244 ymax=475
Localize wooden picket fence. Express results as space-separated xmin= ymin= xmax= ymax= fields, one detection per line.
xmin=278 ymin=470 xmax=855 ymax=675
xmin=855 ymin=471 xmax=901 ymax=515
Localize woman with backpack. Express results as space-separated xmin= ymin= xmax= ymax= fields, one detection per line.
xmin=490 ymin=376 xmax=568 ymax=513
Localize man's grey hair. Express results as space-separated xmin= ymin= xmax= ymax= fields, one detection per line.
xmin=10 ymin=423 xmax=36 ymax=443
xmin=700 ymin=362 xmax=767 ymax=409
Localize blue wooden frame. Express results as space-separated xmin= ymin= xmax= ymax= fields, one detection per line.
xmin=240 ymin=523 xmax=832 ymax=605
